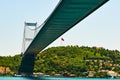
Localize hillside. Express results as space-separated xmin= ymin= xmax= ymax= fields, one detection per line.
xmin=34 ymin=46 xmax=120 ymax=77
xmin=0 ymin=46 xmax=120 ymax=77
xmin=0 ymin=55 xmax=22 ymax=75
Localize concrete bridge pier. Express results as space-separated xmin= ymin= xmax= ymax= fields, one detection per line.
xmin=18 ymin=53 xmax=37 ymax=76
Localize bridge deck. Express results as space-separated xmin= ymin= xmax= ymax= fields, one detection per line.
xmin=19 ymin=0 xmax=109 ymax=74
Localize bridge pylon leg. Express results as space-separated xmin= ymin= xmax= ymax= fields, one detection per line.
xmin=18 ymin=53 xmax=36 ymax=76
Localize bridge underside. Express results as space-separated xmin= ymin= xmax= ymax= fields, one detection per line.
xmin=19 ymin=0 xmax=109 ymax=75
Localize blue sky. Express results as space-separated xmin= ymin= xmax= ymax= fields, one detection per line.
xmin=0 ymin=0 xmax=120 ymax=56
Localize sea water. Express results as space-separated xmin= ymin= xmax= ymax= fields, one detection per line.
xmin=36 ymin=76 xmax=120 ymax=80
xmin=0 ymin=76 xmax=120 ymax=80
xmin=0 ymin=76 xmax=35 ymax=80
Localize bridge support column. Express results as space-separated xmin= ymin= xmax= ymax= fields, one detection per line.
xmin=18 ymin=53 xmax=37 ymax=76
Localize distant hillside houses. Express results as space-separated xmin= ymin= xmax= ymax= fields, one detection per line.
xmin=0 ymin=66 xmax=11 ymax=74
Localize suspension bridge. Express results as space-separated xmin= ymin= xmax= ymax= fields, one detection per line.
xmin=18 ymin=0 xmax=109 ymax=75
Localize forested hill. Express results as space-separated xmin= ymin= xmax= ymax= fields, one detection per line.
xmin=34 ymin=46 xmax=120 ymax=77
xmin=0 ymin=46 xmax=120 ymax=77
xmin=0 ymin=55 xmax=22 ymax=75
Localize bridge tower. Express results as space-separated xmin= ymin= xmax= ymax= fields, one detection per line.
xmin=21 ymin=22 xmax=37 ymax=54
xmin=19 ymin=22 xmax=44 ymax=75
xmin=19 ymin=22 xmax=38 ymax=75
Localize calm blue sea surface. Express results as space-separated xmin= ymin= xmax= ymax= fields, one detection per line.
xmin=36 ymin=76 xmax=120 ymax=80
xmin=0 ymin=76 xmax=35 ymax=80
xmin=0 ymin=76 xmax=120 ymax=80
